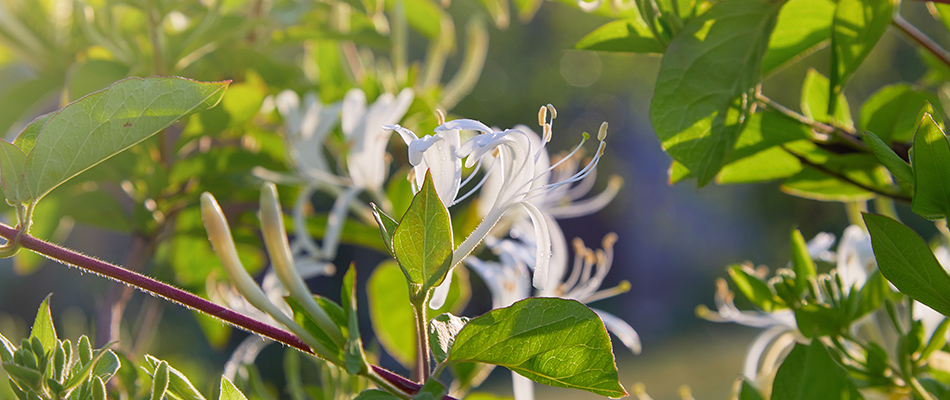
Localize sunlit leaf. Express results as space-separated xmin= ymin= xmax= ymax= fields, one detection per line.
xmin=650 ymin=0 xmax=782 ymax=186
xmin=911 ymin=113 xmax=950 ymax=220
xmin=829 ymin=0 xmax=893 ymax=114
xmin=447 ymin=298 xmax=625 ymax=398
xmin=392 ymin=171 xmax=454 ymax=297
xmin=575 ymin=18 xmax=663 ymax=54
xmin=761 ymin=0 xmax=835 ymax=74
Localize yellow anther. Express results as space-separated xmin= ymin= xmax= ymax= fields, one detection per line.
xmin=598 ymin=121 xmax=608 ymax=141
xmin=546 ymin=103 xmax=557 ymax=119
xmin=538 ymin=106 xmax=547 ymax=127
xmin=436 ymin=109 xmax=446 ymax=125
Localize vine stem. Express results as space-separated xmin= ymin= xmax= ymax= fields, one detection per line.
xmin=411 ymin=295 xmax=431 ymax=383
xmin=893 ymin=14 xmax=950 ymax=70
xmin=0 ymin=222 xmax=455 ymax=399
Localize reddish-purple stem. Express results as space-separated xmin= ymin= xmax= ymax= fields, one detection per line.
xmin=0 ymin=222 xmax=449 ymax=398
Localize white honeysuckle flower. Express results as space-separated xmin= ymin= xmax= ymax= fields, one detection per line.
xmin=440 ymin=107 xmax=609 ymax=294
xmin=698 ymin=273 xmax=799 ymax=382
xmin=807 ymin=231 xmax=837 ymax=263
xmin=386 ymin=123 xmax=462 ymax=207
xmin=342 ymin=88 xmax=415 ymax=192
xmin=835 ymin=225 xmax=876 ymax=292
xmin=273 ymin=90 xmax=345 ymax=186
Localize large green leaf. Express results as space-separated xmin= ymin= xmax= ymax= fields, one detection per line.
xmin=716 ymin=110 xmax=811 ymax=184
xmin=367 ymin=262 xmax=469 ymax=368
xmin=650 ymin=0 xmax=782 ymax=186
xmin=912 ymin=113 xmax=950 ymax=220
xmin=771 ymin=342 xmax=863 ymax=400
xmin=864 ymin=213 xmax=950 ymax=317
xmin=860 ymin=84 xmax=937 ymax=142
xmin=800 ymin=69 xmax=852 ymax=129
xmin=761 ymin=0 xmax=835 ymax=74
xmin=574 ymin=18 xmax=663 ymax=54
xmin=392 ymin=171 xmax=454 ymax=297
xmin=447 ymin=298 xmax=625 ymax=398
xmin=0 ymin=77 xmax=228 ymax=204
xmin=829 ymin=0 xmax=893 ymax=112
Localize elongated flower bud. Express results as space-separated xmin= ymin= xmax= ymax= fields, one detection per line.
xmin=259 ymin=183 xmax=344 ymax=346
xmin=200 ymin=192 xmax=335 ymax=361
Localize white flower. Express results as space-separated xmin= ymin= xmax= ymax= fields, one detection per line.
xmin=385 ymin=123 xmax=462 ymax=207
xmin=835 ymin=225 xmax=876 ymax=292
xmin=274 ymin=90 xmax=342 ymax=184
xmin=442 ymin=106 xmax=609 ymax=294
xmin=342 ymin=88 xmax=415 ymax=192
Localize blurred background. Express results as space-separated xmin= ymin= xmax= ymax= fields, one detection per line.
xmin=0 ymin=0 xmax=936 ymax=397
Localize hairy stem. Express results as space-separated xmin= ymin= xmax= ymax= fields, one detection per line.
xmin=0 ymin=222 xmax=457 ymax=399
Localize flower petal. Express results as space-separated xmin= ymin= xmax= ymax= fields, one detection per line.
xmin=439 ymin=118 xmax=494 ymax=135
xmin=593 ymin=308 xmax=641 ymax=354
xmin=520 ymin=201 xmax=552 ymax=290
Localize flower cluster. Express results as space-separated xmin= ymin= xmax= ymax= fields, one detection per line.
xmin=209 ymin=90 xmax=633 ymax=399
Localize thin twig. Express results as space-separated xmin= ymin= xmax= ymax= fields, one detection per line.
xmin=781 ymin=146 xmax=912 ymax=203
xmin=755 ymin=94 xmax=868 ymax=152
xmin=894 ymin=14 xmax=950 ymax=70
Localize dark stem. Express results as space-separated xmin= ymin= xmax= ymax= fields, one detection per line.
xmin=0 ymin=222 xmax=456 ymax=399
xmin=781 ymin=146 xmax=912 ymax=203
xmin=893 ymin=14 xmax=950 ymax=70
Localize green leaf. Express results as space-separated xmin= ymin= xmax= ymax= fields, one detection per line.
xmin=829 ymin=0 xmax=893 ymax=114
xmin=28 ymin=294 xmax=56 ymax=355
xmin=0 ymin=138 xmax=27 ymax=204
xmin=738 ymin=379 xmax=765 ymax=400
xmin=860 ymin=84 xmax=937 ymax=142
xmin=574 ymin=18 xmax=663 ymax=54
xmin=1 ymin=77 xmax=228 ymax=204
xmin=780 ymin=154 xmax=889 ymax=201
xmin=864 ymin=131 xmax=912 ymax=184
xmin=771 ymin=343 xmax=863 ymax=400
xmin=151 ymin=361 xmax=170 ymax=400
xmin=413 ymin=379 xmax=446 ymax=400
xmin=392 ymin=170 xmax=454 ymax=297
xmin=218 ymin=377 xmax=248 ymax=400
xmin=372 ymin=203 xmax=399 ymax=257
xmin=2 ymin=364 xmax=42 ymax=390
xmin=428 ymin=313 xmax=469 ymax=363
xmin=761 ymin=0 xmax=835 ymax=74
xmin=790 ymin=229 xmax=817 ymax=293
xmin=285 ymin=295 xmax=348 ymax=361
xmin=354 ymin=389 xmax=401 ymax=400
xmin=728 ymin=264 xmax=783 ymax=312
xmin=367 ymin=262 xmax=469 ymax=368
xmin=144 ymin=355 xmax=208 ymax=400
xmin=801 ymin=69 xmax=852 ymax=129
xmin=864 ymin=213 xmax=950 ymax=317
xmin=912 ymin=113 xmax=950 ymax=220
xmin=650 ymin=0 xmax=782 ymax=186
xmin=447 ymin=298 xmax=625 ymax=398
xmin=63 ymin=348 xmax=119 ymax=395
xmin=714 ymin=110 xmax=810 ymax=184
xmin=342 ymin=265 xmax=366 ymax=375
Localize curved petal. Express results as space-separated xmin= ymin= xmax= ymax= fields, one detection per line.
xmin=520 ymin=201 xmax=552 ymax=290
xmin=439 ymin=118 xmax=494 ymax=135
xmin=512 ymin=371 xmax=535 ymax=400
xmin=341 ymin=89 xmax=367 ymax=137
xmin=593 ymin=308 xmax=641 ymax=354
xmin=429 ymin=267 xmax=453 ymax=309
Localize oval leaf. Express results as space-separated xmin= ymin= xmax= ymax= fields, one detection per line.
xmin=864 ymin=213 xmax=950 ymax=317
xmin=829 ymin=0 xmax=893 ymax=110
xmin=650 ymin=0 xmax=783 ymax=186
xmin=447 ymin=298 xmax=625 ymax=398
xmin=7 ymin=77 xmax=228 ymax=204
xmin=392 ymin=170 xmax=454 ymax=297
